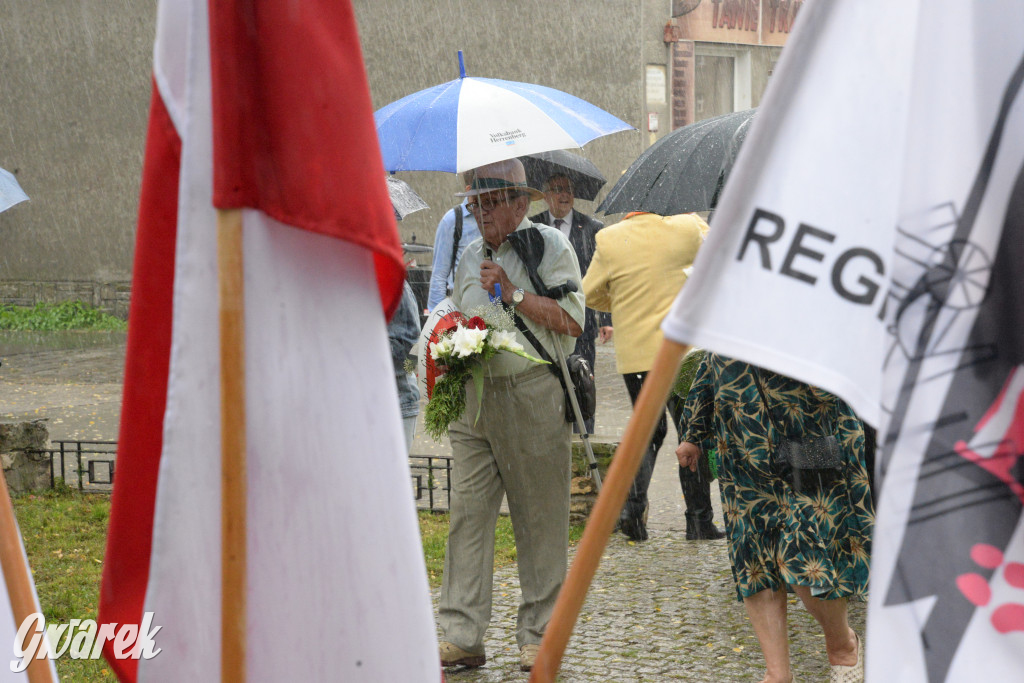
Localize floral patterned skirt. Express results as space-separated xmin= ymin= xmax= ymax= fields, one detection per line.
xmin=717 ymin=447 xmax=874 ymax=602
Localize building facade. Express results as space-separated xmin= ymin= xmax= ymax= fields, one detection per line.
xmin=0 ymin=1 xmax=797 ymax=315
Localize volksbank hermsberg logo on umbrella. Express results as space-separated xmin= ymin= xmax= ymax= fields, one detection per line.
xmin=10 ymin=612 xmax=161 ymax=672
xmin=489 ymin=128 xmax=526 ymax=146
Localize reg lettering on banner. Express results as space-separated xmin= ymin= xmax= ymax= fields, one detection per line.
xmin=736 ymin=207 xmax=887 ymax=310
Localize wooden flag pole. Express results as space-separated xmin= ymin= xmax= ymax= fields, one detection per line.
xmin=218 ymin=209 xmax=247 ymax=682
xmin=0 ymin=467 xmax=55 ymax=683
xmin=530 ymin=339 xmax=690 ymax=683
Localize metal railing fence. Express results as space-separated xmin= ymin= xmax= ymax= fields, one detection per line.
xmin=29 ymin=440 xmax=454 ymax=510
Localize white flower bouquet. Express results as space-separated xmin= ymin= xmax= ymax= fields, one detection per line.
xmin=423 ymin=305 xmax=547 ymax=440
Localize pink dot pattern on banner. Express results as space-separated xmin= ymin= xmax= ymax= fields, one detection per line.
xmin=957 ymin=573 xmax=991 ymax=606
xmin=961 ymin=544 xmax=1024 ymax=633
xmin=971 ymin=543 xmax=1004 ymax=569
xmin=991 ymin=604 xmax=1024 ymax=634
xmin=1005 ymin=563 xmax=1024 ymax=589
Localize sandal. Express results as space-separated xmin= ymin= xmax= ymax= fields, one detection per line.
xmin=829 ymin=631 xmax=864 ymax=683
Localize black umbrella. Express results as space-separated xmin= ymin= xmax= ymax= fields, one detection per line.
xmin=386 ymin=175 xmax=429 ymax=221
xmin=401 ymin=236 xmax=433 ymax=254
xmin=520 ymin=150 xmax=607 ymax=201
xmin=597 ymin=108 xmax=755 ymax=216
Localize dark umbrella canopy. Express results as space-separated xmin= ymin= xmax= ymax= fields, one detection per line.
xmin=520 ymin=150 xmax=607 ymax=201
xmin=386 ymin=175 xmax=429 ymax=221
xmin=400 ymin=239 xmax=433 ymax=254
xmin=597 ymin=108 xmax=755 ymax=216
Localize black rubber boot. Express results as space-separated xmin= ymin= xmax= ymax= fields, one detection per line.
xmin=684 ymin=516 xmax=725 ymax=540
xmin=619 ymin=446 xmax=656 ymax=542
xmin=679 ymin=464 xmax=724 ymax=540
xmin=619 ymin=515 xmax=649 ymax=542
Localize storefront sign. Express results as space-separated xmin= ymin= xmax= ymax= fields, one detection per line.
xmin=670 ymin=41 xmax=696 ymax=128
xmin=665 ymin=0 xmax=803 ymax=47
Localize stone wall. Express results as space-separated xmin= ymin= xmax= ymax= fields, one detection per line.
xmin=1 ymin=420 xmax=50 ymax=494
xmin=0 ymin=280 xmax=131 ymax=319
xmin=570 ymin=438 xmax=616 ymax=525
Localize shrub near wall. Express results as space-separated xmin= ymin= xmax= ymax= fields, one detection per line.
xmin=0 ymin=301 xmax=127 ymax=331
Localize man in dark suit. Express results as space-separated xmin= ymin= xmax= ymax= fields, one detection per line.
xmin=530 ymin=173 xmax=611 ymax=433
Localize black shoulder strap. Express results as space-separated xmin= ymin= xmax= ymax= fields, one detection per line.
xmin=449 ymin=207 xmax=463 ymax=278
xmin=505 ymin=227 xmax=549 ymax=297
xmin=511 ymin=309 xmax=568 ymax=389
xmin=752 ymin=369 xmax=783 ymax=437
xmin=504 ymin=227 xmax=581 ymax=301
xmin=500 ymin=227 xmax=580 ymax=389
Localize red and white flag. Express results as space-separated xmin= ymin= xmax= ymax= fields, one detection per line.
xmin=98 ymin=1 xmax=439 ymax=680
xmin=662 ymin=1 xmax=1024 ymax=680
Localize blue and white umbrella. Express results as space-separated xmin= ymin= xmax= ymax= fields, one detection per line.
xmin=0 ymin=167 xmax=28 ymax=213
xmin=375 ymin=52 xmax=634 ymax=174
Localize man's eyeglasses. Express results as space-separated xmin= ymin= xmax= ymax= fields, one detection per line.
xmin=545 ymin=184 xmax=573 ymax=195
xmin=466 ymin=192 xmax=524 ymax=212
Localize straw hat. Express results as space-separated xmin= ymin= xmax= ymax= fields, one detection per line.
xmin=454 ymin=158 xmax=544 ymax=201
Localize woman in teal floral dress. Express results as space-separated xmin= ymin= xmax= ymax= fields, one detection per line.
xmin=676 ymin=353 xmax=873 ymax=683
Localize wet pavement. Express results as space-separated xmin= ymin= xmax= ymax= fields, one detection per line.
xmin=0 ymin=331 xmax=126 ymax=442
xmin=0 ymin=332 xmax=865 ymax=681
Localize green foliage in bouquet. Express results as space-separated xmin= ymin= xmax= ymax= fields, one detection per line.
xmin=424 ymin=372 xmax=469 ymax=441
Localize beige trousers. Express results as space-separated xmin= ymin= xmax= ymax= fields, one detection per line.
xmin=438 ymin=364 xmax=571 ymax=652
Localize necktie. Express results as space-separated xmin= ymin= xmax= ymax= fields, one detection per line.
xmin=554 ymin=219 xmax=565 ymax=231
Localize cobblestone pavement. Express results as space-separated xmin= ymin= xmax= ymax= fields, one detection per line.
xmin=0 ymin=332 xmax=866 ymax=681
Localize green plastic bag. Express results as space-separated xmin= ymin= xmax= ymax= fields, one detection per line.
xmin=706 ymin=447 xmax=719 ymax=481
xmin=672 ymin=349 xmax=717 ymax=480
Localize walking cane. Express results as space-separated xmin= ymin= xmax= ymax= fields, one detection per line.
xmin=530 ymin=339 xmax=690 ymax=682
xmin=551 ymin=338 xmax=602 ymax=491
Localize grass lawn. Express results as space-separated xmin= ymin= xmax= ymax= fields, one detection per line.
xmin=12 ymin=487 xmax=113 ymax=681
xmin=12 ymin=488 xmax=585 ymax=681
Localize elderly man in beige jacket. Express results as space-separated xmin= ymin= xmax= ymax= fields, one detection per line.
xmin=582 ymin=211 xmax=723 ymax=542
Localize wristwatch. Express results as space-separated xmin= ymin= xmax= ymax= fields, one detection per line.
xmin=511 ymin=288 xmax=525 ymax=308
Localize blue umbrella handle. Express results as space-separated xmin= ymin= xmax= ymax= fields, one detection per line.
xmin=485 ymin=247 xmax=501 ymax=303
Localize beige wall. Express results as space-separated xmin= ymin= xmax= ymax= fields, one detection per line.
xmin=0 ymin=1 xmax=155 ymax=287
xmin=3 ymin=1 xmax=782 ymax=304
